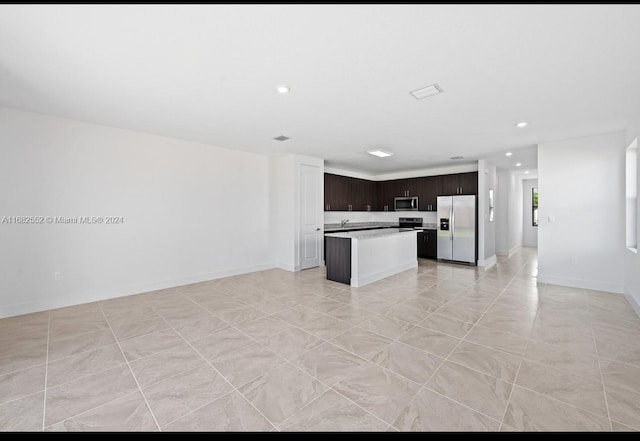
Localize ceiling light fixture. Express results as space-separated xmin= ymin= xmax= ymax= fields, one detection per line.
xmin=515 ymin=162 xmax=522 ymax=167
xmin=276 ymin=85 xmax=290 ymax=94
xmin=524 ymin=170 xmax=530 ymax=174
xmin=367 ymin=149 xmax=393 ymax=158
xmin=505 ymin=152 xmax=513 ymax=157
xmin=410 ymin=83 xmax=443 ymax=100
xmin=516 ymin=122 xmax=528 ymax=128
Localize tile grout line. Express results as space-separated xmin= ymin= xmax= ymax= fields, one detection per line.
xmin=142 ymin=296 xmax=280 ymax=431
xmin=284 ymin=261 xmax=529 ymax=429
xmin=503 ymin=382 xmax=613 ymax=424
xmin=275 ymin=371 xmax=394 ymax=431
xmin=586 ymin=296 xmax=614 ymax=432
xmin=392 ymin=257 xmax=530 ymax=430
xmin=369 ymin=284 xmax=499 ymax=429
xmin=496 ymin=328 xmax=534 ymax=430
xmin=41 ymin=389 xmax=144 ymax=431
xmin=496 ymin=265 xmax=541 ymax=430
xmin=97 ymin=303 xmax=163 ymax=432
xmin=183 ymin=287 xmax=410 ymax=430
xmin=420 ymin=385 xmax=504 ymax=425
xmin=339 ymin=259 xmax=523 ymax=429
xmin=41 ymin=311 xmax=51 ymax=432
xmin=9 ymin=250 xmax=622 ymax=432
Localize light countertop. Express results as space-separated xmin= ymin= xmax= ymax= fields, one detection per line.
xmin=324 ymin=222 xmax=397 ymax=232
xmin=324 ymin=228 xmax=419 ymax=240
xmin=324 ymin=222 xmax=437 ymax=232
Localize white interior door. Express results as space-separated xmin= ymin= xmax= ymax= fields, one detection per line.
xmin=299 ymin=164 xmax=321 ymax=270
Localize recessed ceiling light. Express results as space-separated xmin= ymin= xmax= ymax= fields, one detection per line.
xmin=276 ymin=85 xmax=290 ymax=94
xmin=450 ymin=156 xmax=464 ymax=160
xmin=515 ymin=162 xmax=522 ymax=167
xmin=524 ymin=170 xmax=530 ymax=174
xmin=410 ymin=83 xmax=443 ymax=100
xmin=273 ymin=135 xmax=290 ymax=141
xmin=505 ymin=152 xmax=513 ymax=157
xmin=367 ymin=149 xmax=393 ymax=158
xmin=516 ymin=122 xmax=528 ymax=128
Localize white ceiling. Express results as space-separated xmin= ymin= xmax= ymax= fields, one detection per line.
xmin=1 ymin=4 xmax=640 ymax=175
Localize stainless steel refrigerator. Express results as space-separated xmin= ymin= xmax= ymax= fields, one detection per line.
xmin=437 ymin=195 xmax=476 ymax=264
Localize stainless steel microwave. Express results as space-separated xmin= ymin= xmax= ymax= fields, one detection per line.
xmin=394 ymin=196 xmax=418 ymax=211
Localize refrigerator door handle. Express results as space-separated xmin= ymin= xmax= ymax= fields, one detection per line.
xmin=450 ymin=204 xmax=454 ymax=241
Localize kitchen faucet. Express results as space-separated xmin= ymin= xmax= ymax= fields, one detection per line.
xmin=341 ymin=219 xmax=350 ymax=227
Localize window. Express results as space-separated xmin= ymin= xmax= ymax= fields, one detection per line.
xmin=627 ymin=138 xmax=638 ymax=251
xmin=532 ymin=187 xmax=538 ymax=227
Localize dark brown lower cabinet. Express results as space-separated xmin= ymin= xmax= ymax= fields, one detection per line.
xmin=417 ymin=230 xmax=437 ymax=259
xmin=325 ymin=236 xmax=351 ymax=285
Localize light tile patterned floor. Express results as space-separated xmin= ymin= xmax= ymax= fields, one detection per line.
xmin=1 ymin=248 xmax=639 ymax=431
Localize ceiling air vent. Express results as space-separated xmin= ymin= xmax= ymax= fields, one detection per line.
xmin=410 ymin=83 xmax=443 ymax=100
xmin=450 ymin=156 xmax=464 ymax=160
xmin=273 ymin=135 xmax=290 ymax=141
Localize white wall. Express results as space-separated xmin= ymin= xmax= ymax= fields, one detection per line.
xmin=509 ymin=173 xmax=524 ymax=252
xmin=538 ymin=131 xmax=626 ymax=293
xmin=624 ymin=115 xmax=640 ymax=313
xmin=477 ymin=160 xmax=497 ymax=267
xmin=0 ymin=107 xmax=273 ymax=318
xmin=325 ymin=163 xmax=478 ymax=181
xmin=495 ymin=169 xmax=524 ymax=256
xmin=522 ymin=179 xmax=538 ymax=248
xmin=495 ymin=170 xmax=510 ymax=255
xmin=270 ymin=154 xmax=296 ymax=271
xmin=324 ymin=211 xmax=437 ymax=225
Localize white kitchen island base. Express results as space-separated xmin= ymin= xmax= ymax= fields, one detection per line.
xmin=324 ymin=229 xmax=418 ymax=288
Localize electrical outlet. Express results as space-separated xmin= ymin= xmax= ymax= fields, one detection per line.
xmin=569 ymin=258 xmax=576 ymax=265
xmin=54 ymin=272 xmax=61 ymax=281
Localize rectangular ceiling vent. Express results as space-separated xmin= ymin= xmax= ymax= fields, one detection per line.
xmin=273 ymin=135 xmax=290 ymax=141
xmin=410 ymin=83 xmax=443 ymax=100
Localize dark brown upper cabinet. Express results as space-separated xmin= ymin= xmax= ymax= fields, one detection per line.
xmin=439 ymin=172 xmax=478 ymax=196
xmin=350 ymin=177 xmax=376 ymax=211
xmin=324 ymin=171 xmax=477 ymax=212
xmin=324 ymin=173 xmax=375 ymax=211
xmin=458 ymin=172 xmax=478 ymax=195
xmin=416 ymin=175 xmax=441 ymax=211
xmin=324 ymin=173 xmax=350 ymax=211
xmin=393 ymin=178 xmax=420 ymax=198
xmin=375 ymin=180 xmax=396 ymax=212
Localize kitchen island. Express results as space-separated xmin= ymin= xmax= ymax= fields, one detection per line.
xmin=324 ymin=228 xmax=418 ymax=287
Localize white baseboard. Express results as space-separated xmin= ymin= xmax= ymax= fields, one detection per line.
xmin=275 ymin=261 xmax=297 ymax=272
xmin=508 ymin=245 xmax=521 ymax=258
xmin=351 ymin=260 xmax=418 ymax=288
xmin=0 ymin=262 xmax=275 ymax=319
xmin=624 ymin=288 xmax=640 ymax=318
xmin=537 ymin=273 xmax=624 ymax=294
xmin=477 ymin=255 xmax=497 ymax=270
xmin=496 ymin=245 xmax=522 ymax=258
